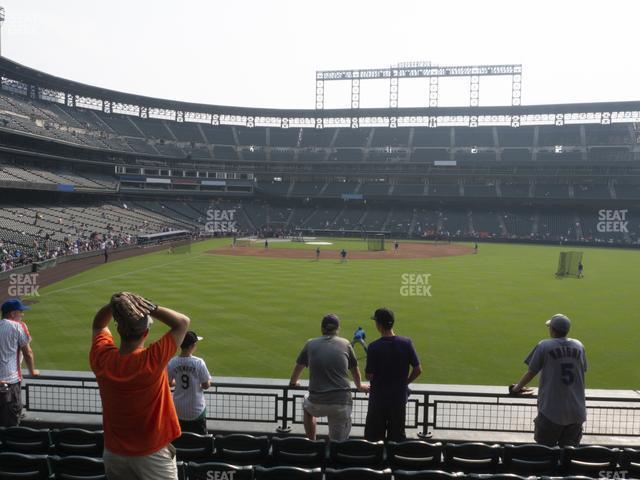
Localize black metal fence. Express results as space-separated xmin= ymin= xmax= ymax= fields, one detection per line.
xmin=23 ymin=375 xmax=640 ymax=437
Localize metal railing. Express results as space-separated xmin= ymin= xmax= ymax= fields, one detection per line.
xmin=23 ymin=374 xmax=640 ymax=437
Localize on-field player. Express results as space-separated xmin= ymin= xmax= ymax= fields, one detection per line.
xmin=168 ymin=331 xmax=212 ymax=434
xmin=351 ymin=326 xmax=368 ymax=353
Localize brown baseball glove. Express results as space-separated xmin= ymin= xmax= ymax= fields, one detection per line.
xmin=110 ymin=292 xmax=157 ymax=335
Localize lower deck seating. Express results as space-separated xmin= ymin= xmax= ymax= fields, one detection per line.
xmin=0 ymin=428 xmax=635 ymax=480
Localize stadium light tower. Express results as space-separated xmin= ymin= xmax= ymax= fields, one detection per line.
xmin=0 ymin=7 xmax=5 ymax=56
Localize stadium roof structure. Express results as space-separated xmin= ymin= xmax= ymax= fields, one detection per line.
xmin=2 ymin=56 xmax=640 ymax=129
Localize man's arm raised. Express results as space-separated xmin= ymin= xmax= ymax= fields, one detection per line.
xmin=151 ymin=306 xmax=190 ymax=350
xmin=92 ymin=304 xmax=112 ymax=338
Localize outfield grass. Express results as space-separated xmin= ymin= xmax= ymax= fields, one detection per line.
xmin=26 ymin=238 xmax=639 ymax=389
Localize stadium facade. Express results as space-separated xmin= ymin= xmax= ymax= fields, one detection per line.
xmin=0 ymin=55 xmax=638 ymax=262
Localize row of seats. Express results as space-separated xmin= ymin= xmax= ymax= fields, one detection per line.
xmin=2 ymin=428 xmax=638 ymax=477
xmin=2 ymin=90 xmax=636 ymax=151
xmin=0 ymin=452 xmax=637 ymax=480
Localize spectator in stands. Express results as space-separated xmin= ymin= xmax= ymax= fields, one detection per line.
xmin=289 ymin=313 xmax=368 ymax=441
xmin=90 ymin=292 xmax=190 ymax=479
xmin=365 ymin=307 xmax=422 ymax=442
xmin=168 ymin=331 xmax=211 ymax=435
xmin=0 ymin=299 xmax=39 ymax=427
xmin=509 ymin=314 xmax=587 ymax=447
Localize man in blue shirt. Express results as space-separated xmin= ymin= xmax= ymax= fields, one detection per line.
xmin=365 ymin=307 xmax=422 ymax=441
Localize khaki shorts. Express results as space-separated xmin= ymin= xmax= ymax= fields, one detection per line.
xmin=104 ymin=444 xmax=177 ymax=480
xmin=534 ymin=413 xmax=583 ymax=447
xmin=303 ymin=397 xmax=352 ymax=441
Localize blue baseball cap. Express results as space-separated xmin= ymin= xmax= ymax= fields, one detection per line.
xmin=1 ymin=299 xmax=31 ymax=316
xmin=546 ymin=313 xmax=571 ymax=334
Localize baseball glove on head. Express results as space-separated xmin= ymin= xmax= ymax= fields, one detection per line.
xmin=110 ymin=292 xmax=156 ymax=336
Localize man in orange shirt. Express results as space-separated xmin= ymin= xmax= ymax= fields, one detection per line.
xmin=90 ymin=292 xmax=190 ymax=480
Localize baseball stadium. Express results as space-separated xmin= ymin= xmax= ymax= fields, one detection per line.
xmin=0 ymin=4 xmax=640 ymax=478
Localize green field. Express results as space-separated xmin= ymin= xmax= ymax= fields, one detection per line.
xmin=26 ymin=238 xmax=638 ymax=389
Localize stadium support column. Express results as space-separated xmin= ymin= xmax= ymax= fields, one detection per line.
xmin=389 ymin=68 xmax=399 ymax=109
xmin=470 ymin=73 xmax=479 ymax=107
xmin=429 ymin=76 xmax=438 ymax=107
xmin=351 ymin=78 xmax=360 ymax=109
xmin=315 ymin=73 xmax=324 ymax=109
xmin=511 ymin=67 xmax=522 ymax=106
xmin=0 ymin=7 xmax=5 ymax=56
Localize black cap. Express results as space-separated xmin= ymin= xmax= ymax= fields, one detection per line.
xmin=321 ymin=313 xmax=340 ymax=332
xmin=180 ymin=331 xmax=203 ymax=349
xmin=371 ymin=307 xmax=395 ymax=329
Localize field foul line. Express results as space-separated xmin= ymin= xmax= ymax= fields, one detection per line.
xmin=40 ymin=253 xmax=204 ymax=296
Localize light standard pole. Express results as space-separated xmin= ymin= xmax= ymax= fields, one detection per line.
xmin=0 ymin=7 xmax=5 ymax=57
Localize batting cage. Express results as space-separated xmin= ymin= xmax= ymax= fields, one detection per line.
xmin=367 ymin=233 xmax=386 ymax=251
xmin=555 ymin=251 xmax=583 ymax=277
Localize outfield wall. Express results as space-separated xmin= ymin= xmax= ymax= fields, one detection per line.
xmin=0 ymin=240 xmax=203 ymax=296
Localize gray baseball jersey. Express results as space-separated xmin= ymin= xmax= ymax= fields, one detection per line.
xmin=168 ymin=355 xmax=211 ymax=421
xmin=525 ymin=337 xmax=587 ymax=425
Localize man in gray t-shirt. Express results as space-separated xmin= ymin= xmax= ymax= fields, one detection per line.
xmin=289 ymin=313 xmax=368 ymax=441
xmin=510 ymin=313 xmax=587 ymax=446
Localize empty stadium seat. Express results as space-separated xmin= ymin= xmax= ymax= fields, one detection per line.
xmin=254 ymin=465 xmax=323 ymax=479
xmin=393 ymin=470 xmax=459 ymax=480
xmin=328 ymin=440 xmax=385 ymax=468
xmin=324 ymin=467 xmax=393 ymax=479
xmin=50 ymin=429 xmax=103 ymax=457
xmin=386 ymin=441 xmax=443 ymax=471
xmin=0 ymin=451 xmax=51 ymax=480
xmin=185 ymin=461 xmax=253 ymax=480
xmin=502 ymin=443 xmax=561 ymax=475
xmin=48 ymin=455 xmax=106 ymax=479
xmin=442 ymin=442 xmax=501 ymax=473
xmin=214 ymin=434 xmax=270 ymax=466
xmin=562 ymin=446 xmax=620 ymax=477
xmin=0 ymin=426 xmax=51 ymax=455
xmin=619 ymin=448 xmax=640 ymax=478
xmin=172 ymin=432 xmax=214 ymax=462
xmin=476 ymin=475 xmax=530 ymax=480
xmin=270 ymin=436 xmax=326 ymax=467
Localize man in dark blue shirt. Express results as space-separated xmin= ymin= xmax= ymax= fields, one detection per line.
xmin=364 ymin=307 xmax=422 ymax=441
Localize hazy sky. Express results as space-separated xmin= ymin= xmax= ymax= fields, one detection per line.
xmin=2 ymin=1 xmax=639 ymax=110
